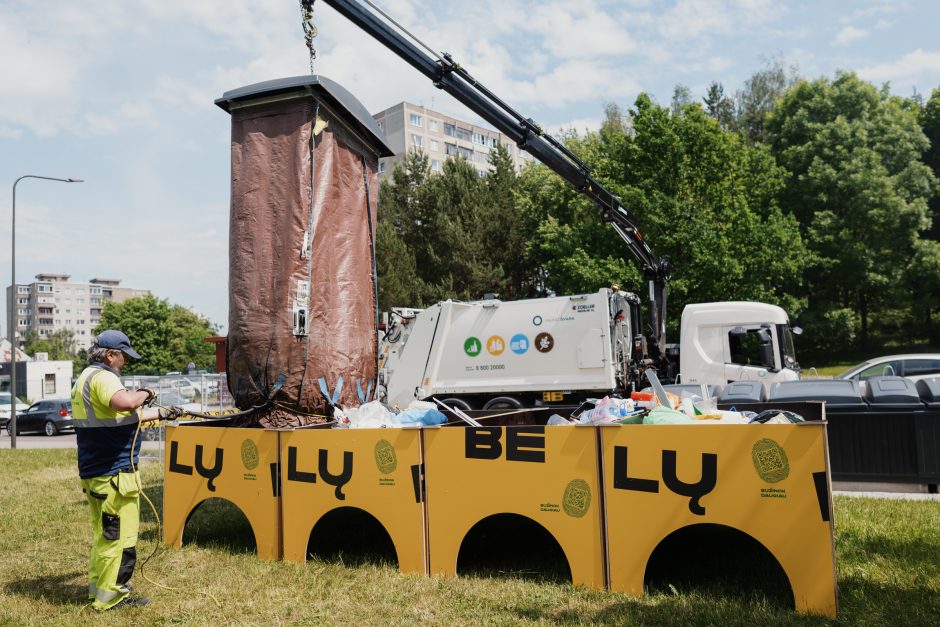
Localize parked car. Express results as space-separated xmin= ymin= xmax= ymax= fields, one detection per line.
xmin=0 ymin=394 xmax=30 ymax=429
xmin=7 ymin=399 xmax=74 ymax=436
xmin=837 ymin=354 xmax=940 ymax=388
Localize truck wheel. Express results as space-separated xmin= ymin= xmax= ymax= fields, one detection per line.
xmin=482 ymin=396 xmax=523 ymax=411
xmin=439 ymin=397 xmax=474 ymax=411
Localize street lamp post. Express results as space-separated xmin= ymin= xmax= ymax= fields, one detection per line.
xmin=9 ymin=175 xmax=83 ymax=449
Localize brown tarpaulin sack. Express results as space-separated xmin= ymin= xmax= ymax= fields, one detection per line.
xmin=216 ymin=77 xmax=393 ymax=426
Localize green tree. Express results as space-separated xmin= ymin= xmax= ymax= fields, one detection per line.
xmin=703 ymin=81 xmax=736 ymax=130
xmin=23 ymin=328 xmax=86 ymax=376
xmin=377 ymin=147 xmax=538 ymax=306
xmin=921 ymin=85 xmax=940 ymax=239
xmin=519 ymin=95 xmax=807 ymax=338
xmin=94 ymin=294 xmax=218 ymax=374
xmin=767 ymin=72 xmax=937 ymax=349
xmin=735 ymin=57 xmax=800 ymax=144
xmin=23 ymin=328 xmax=77 ymax=361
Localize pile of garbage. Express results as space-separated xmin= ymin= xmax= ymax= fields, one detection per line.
xmin=554 ymin=391 xmax=805 ymax=426
xmin=332 ymin=400 xmax=448 ymax=429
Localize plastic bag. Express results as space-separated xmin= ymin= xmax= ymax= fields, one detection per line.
xmin=396 ymin=407 xmax=447 ymax=426
xmin=350 ymin=400 xmax=396 ymax=428
xmin=547 ymin=414 xmax=573 ymax=426
xmin=643 ymin=406 xmax=697 ymax=425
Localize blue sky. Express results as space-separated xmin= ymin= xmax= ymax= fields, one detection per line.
xmin=2 ymin=0 xmax=939 ymax=334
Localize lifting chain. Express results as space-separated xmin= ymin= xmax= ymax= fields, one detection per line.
xmin=299 ymin=0 xmax=318 ymax=74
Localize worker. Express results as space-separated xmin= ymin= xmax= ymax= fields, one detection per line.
xmin=71 ymin=330 xmax=159 ymax=611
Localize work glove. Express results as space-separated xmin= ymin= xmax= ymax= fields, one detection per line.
xmin=139 ymin=388 xmax=158 ymax=408
xmin=158 ymin=406 xmax=186 ymax=421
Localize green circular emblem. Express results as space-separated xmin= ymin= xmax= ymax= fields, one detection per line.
xmin=562 ymin=479 xmax=591 ymax=518
xmin=751 ymin=438 xmax=789 ymax=483
xmin=464 ymin=336 xmax=481 ymax=357
xmin=241 ymin=438 xmax=259 ymax=470
xmin=375 ymin=439 xmax=397 ymax=474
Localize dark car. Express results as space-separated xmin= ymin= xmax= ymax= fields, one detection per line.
xmin=7 ymin=399 xmax=74 ymax=436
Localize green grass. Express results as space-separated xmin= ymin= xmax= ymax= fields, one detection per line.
xmin=0 ymin=449 xmax=938 ymax=626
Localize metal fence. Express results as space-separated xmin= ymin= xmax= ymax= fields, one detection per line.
xmin=124 ymin=372 xmax=236 ymax=460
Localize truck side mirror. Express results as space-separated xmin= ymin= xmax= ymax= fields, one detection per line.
xmin=757 ymin=328 xmax=772 ymax=344
xmin=792 ymin=326 xmax=803 ymax=335
xmin=729 ymin=326 xmax=747 ymax=337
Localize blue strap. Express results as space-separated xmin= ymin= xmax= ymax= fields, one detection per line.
xmin=357 ymin=379 xmax=365 ymax=403
xmin=318 ymin=375 xmax=344 ymax=406
xmin=366 ymin=381 xmax=373 ymax=402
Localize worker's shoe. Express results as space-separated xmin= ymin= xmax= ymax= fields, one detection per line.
xmin=109 ymin=595 xmax=150 ymax=610
xmin=93 ymin=582 xmax=132 ymax=601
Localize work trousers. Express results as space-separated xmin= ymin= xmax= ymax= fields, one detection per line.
xmin=80 ymin=471 xmax=140 ymax=610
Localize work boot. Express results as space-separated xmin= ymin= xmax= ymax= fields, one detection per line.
xmin=109 ymin=595 xmax=150 ymax=610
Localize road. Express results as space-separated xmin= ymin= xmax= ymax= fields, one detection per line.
xmin=1 ymin=431 xmax=162 ymax=451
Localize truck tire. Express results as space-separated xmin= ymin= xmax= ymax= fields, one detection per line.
xmin=439 ymin=397 xmax=474 ymax=411
xmin=482 ymin=396 xmax=523 ymax=411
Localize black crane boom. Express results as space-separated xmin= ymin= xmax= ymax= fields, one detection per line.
xmin=313 ymin=0 xmax=671 ymax=360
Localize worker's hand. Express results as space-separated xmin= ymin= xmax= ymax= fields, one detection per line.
xmin=139 ymin=388 xmax=157 ymax=408
xmin=158 ymin=406 xmax=185 ymax=422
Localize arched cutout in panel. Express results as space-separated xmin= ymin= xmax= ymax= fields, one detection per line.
xmin=307 ymin=506 xmax=399 ymax=568
xmin=183 ymin=497 xmax=257 ymax=554
xmin=644 ymin=523 xmax=794 ymax=609
xmin=456 ymin=513 xmax=571 ymax=583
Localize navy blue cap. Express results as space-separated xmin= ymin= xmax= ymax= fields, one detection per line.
xmin=97 ymin=330 xmax=142 ymax=360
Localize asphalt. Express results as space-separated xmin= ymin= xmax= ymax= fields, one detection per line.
xmin=4 ymin=432 xmax=938 ymax=501
xmin=1 ymin=432 xmax=161 ymax=451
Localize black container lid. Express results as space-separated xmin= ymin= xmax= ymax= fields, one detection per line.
xmin=915 ymin=377 xmax=940 ymax=409
xmin=865 ymin=376 xmax=924 ymax=410
xmin=718 ymin=380 xmax=766 ymax=404
xmin=768 ymin=379 xmax=867 ymax=410
xmin=215 ymin=75 xmax=394 ymax=157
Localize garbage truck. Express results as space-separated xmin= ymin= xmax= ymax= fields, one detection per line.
xmin=378 ymin=290 xmax=800 ymax=410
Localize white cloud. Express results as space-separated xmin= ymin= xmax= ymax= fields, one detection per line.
xmin=858 ymin=48 xmax=940 ymax=85
xmin=834 ymin=26 xmax=869 ymax=46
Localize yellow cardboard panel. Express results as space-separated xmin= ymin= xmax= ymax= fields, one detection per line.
xmin=280 ymin=428 xmax=427 ymax=574
xmin=424 ymin=425 xmax=604 ymax=588
xmin=601 ymin=424 xmax=836 ymax=617
xmin=164 ymin=425 xmax=281 ymax=560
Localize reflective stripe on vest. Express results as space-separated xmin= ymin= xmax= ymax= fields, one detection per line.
xmin=73 ymin=367 xmax=139 ymax=428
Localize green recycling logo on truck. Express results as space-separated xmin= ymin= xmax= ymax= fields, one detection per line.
xmin=464 ymin=337 xmax=481 ymax=357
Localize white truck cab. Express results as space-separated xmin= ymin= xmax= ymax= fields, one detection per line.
xmin=678 ymin=302 xmax=801 ymax=385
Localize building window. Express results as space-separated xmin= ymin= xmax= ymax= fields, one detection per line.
xmin=378 ymin=161 xmax=386 ymax=173
xmin=409 ymin=113 xmax=422 ymax=127
xmin=90 ymin=287 xmax=101 ymax=295
xmin=38 ymin=284 xmax=52 ymax=293
xmin=411 ymin=134 xmax=423 ymax=147
xmin=429 ymin=139 xmax=439 ymax=151
xmin=90 ymin=298 xmax=101 ymax=305
xmin=443 ymin=122 xmax=473 ymax=142
xmin=77 ymin=319 xmax=85 ymax=325
xmin=428 ymin=119 xmax=438 ymax=132
xmin=445 ymin=143 xmax=473 ymax=160
xmin=17 ymin=298 xmax=27 ymax=305
xmin=17 ymin=286 xmax=28 ymax=293
xmin=431 ymin=159 xmax=441 ymax=172
xmin=17 ymin=309 xmax=28 ymax=316
xmin=44 ymin=374 xmax=56 ymax=395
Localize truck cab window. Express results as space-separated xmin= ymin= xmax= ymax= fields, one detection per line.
xmin=728 ymin=328 xmax=775 ymax=369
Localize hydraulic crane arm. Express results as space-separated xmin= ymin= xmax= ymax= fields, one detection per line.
xmin=312 ymin=0 xmax=671 ymax=359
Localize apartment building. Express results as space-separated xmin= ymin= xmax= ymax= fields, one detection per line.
xmin=372 ymin=102 xmax=533 ymax=179
xmin=6 ymin=274 xmax=150 ymax=351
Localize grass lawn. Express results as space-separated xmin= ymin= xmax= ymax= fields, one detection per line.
xmin=0 ymin=449 xmax=938 ymax=626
